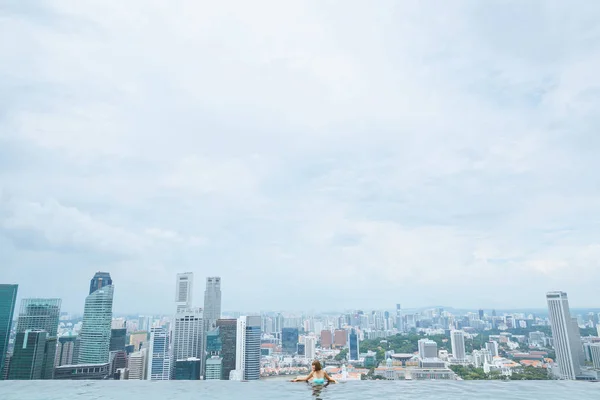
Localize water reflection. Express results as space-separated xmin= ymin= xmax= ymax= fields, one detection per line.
xmin=308 ymin=381 xmax=330 ymax=400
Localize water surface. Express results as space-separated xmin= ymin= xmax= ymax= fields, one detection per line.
xmin=0 ymin=380 xmax=598 ymax=400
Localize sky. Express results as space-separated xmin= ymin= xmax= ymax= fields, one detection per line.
xmin=1 ymin=1 xmax=600 ymax=315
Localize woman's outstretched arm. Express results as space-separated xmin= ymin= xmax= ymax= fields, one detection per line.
xmin=291 ymin=371 xmax=314 ymax=382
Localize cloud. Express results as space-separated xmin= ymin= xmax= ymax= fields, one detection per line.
xmin=1 ymin=0 xmax=600 ymax=313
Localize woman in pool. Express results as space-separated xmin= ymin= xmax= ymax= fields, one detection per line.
xmin=291 ymin=360 xmax=337 ymax=384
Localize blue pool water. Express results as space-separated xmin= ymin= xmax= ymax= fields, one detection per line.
xmin=0 ymin=380 xmax=598 ymax=400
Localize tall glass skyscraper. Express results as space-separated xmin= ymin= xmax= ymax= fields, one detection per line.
xmin=235 ymin=316 xmax=261 ymax=380
xmin=348 ymin=329 xmax=360 ymax=361
xmin=147 ymin=327 xmax=171 ymax=380
xmin=78 ymin=277 xmax=114 ymax=364
xmin=89 ymin=272 xmax=112 ymax=295
xmin=282 ymin=327 xmax=299 ymax=354
xmin=203 ymin=277 xmax=221 ymax=331
xmin=216 ymin=319 xmax=237 ymax=380
xmin=14 ymin=298 xmax=61 ymax=379
xmin=172 ymin=307 xmax=203 ymax=375
xmin=8 ymin=330 xmax=47 ymax=380
xmin=547 ymin=291 xmax=582 ymax=379
xmin=0 ymin=284 xmax=18 ymax=380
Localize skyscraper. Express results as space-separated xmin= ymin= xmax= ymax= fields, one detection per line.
xmin=8 ymin=330 xmax=47 ymax=380
xmin=175 ymin=272 xmax=193 ymax=312
xmin=235 ymin=316 xmax=261 ymax=380
xmin=110 ymin=328 xmax=127 ymax=352
xmin=451 ymin=330 xmax=466 ymax=362
xmin=547 ymin=291 xmax=582 ymax=379
xmin=172 ymin=307 xmax=203 ymax=377
xmin=305 ymin=336 xmax=316 ymax=360
xmin=282 ymin=327 xmax=299 ymax=354
xmin=0 ymin=284 xmax=18 ymax=379
xmin=128 ymin=349 xmax=147 ymax=380
xmin=89 ymin=272 xmax=112 ymax=295
xmin=418 ymin=339 xmax=438 ymax=359
xmin=348 ymin=329 xmax=359 ymax=361
xmin=55 ymin=335 xmax=77 ymax=367
xmin=15 ymin=298 xmax=61 ymax=379
xmin=395 ymin=304 xmax=403 ymax=332
xmin=78 ymin=275 xmax=114 ymax=364
xmin=203 ymin=277 xmax=221 ymax=331
xmin=147 ymin=327 xmax=171 ymax=380
xmin=217 ymin=319 xmax=237 ymax=380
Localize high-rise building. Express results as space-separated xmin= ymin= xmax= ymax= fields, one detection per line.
xmin=55 ymin=335 xmax=77 ymax=367
xmin=235 ymin=316 xmax=261 ymax=380
xmin=78 ymin=279 xmax=114 ymax=364
xmin=8 ymin=330 xmax=47 ymax=380
xmin=547 ymin=291 xmax=581 ymax=379
xmin=147 ymin=327 xmax=171 ymax=380
xmin=418 ymin=339 xmax=438 ymax=359
xmin=305 ymin=336 xmax=316 ymax=360
xmin=217 ymin=319 xmax=237 ymax=380
xmin=348 ymin=329 xmax=359 ymax=361
xmin=110 ymin=328 xmax=127 ymax=352
xmin=129 ymin=331 xmax=148 ymax=351
xmin=128 ymin=349 xmax=147 ymax=380
xmin=172 ymin=307 xmax=203 ymax=376
xmin=206 ymin=328 xmax=222 ymax=356
xmin=451 ymin=330 xmax=466 ymax=362
xmin=396 ymin=304 xmax=403 ymax=332
xmin=590 ymin=344 xmax=600 ymax=369
xmin=175 ymin=272 xmax=193 ymax=312
xmin=485 ymin=341 xmax=499 ymax=357
xmin=89 ymin=272 xmax=112 ymax=295
xmin=282 ymin=327 xmax=299 ymax=354
xmin=15 ymin=298 xmax=61 ymax=379
xmin=0 ymin=284 xmax=18 ymax=379
xmin=203 ymin=277 xmax=221 ymax=331
xmin=321 ymin=330 xmax=333 ymax=348
xmin=334 ymin=329 xmax=347 ymax=348
xmin=174 ymin=357 xmax=201 ymax=380
xmin=205 ymin=356 xmax=223 ymax=380
xmin=478 ymin=309 xmax=484 ymax=320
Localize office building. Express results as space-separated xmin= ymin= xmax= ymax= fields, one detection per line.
xmin=128 ymin=349 xmax=147 ymax=380
xmin=547 ymin=291 xmax=582 ymax=379
xmin=173 ymin=307 xmax=203 ymax=374
xmin=334 ymin=330 xmax=347 ymax=347
xmin=174 ymin=357 xmax=201 ymax=380
xmin=129 ymin=331 xmax=147 ymax=351
xmin=486 ymin=341 xmax=499 ymax=357
xmin=396 ymin=304 xmax=404 ymax=332
xmin=217 ymin=319 xmax=237 ymax=380
xmin=203 ymin=277 xmax=221 ymax=331
xmin=590 ymin=344 xmax=600 ymax=369
xmin=305 ymin=336 xmax=316 ymax=360
xmin=418 ymin=339 xmax=438 ymax=359
xmin=349 ymin=329 xmax=359 ymax=361
xmin=55 ymin=335 xmax=77 ymax=367
xmin=206 ymin=328 xmax=222 ymax=356
xmin=15 ymin=298 xmax=61 ymax=379
xmin=8 ymin=330 xmax=47 ymax=380
xmin=321 ymin=330 xmax=333 ymax=348
xmin=451 ymin=330 xmax=466 ymax=362
xmin=110 ymin=328 xmax=127 ymax=352
xmin=109 ymin=350 xmax=127 ymax=377
xmin=205 ymin=356 xmax=223 ymax=380
xmin=78 ymin=274 xmax=114 ymax=364
xmin=282 ymin=327 xmax=299 ymax=354
xmin=175 ymin=272 xmax=193 ymax=312
xmin=0 ymin=284 xmax=18 ymax=379
xmin=236 ymin=316 xmax=261 ymax=380
xmin=147 ymin=327 xmax=171 ymax=380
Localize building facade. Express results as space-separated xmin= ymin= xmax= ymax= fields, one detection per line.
xmin=236 ymin=316 xmax=261 ymax=380
xmin=78 ymin=284 xmax=114 ymax=364
xmin=217 ymin=319 xmax=237 ymax=380
xmin=282 ymin=327 xmax=299 ymax=354
xmin=89 ymin=272 xmax=112 ymax=295
xmin=175 ymin=272 xmax=193 ymax=312
xmin=451 ymin=330 xmax=466 ymax=362
xmin=8 ymin=330 xmax=47 ymax=380
xmin=172 ymin=307 xmax=203 ymax=375
xmin=203 ymin=277 xmax=222 ymax=331
xmin=174 ymin=358 xmax=201 ymax=380
xmin=0 ymin=284 xmax=18 ymax=379
xmin=148 ymin=327 xmax=171 ymax=380
xmin=547 ymin=291 xmax=582 ymax=379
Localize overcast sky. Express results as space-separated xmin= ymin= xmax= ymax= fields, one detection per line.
xmin=1 ymin=1 xmax=600 ymax=315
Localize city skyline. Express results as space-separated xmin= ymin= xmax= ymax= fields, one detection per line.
xmin=2 ymin=1 xmax=600 ymax=314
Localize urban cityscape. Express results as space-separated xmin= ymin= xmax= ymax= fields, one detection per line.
xmin=1 ymin=273 xmax=599 ymax=382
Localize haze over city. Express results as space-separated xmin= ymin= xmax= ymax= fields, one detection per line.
xmin=2 ymin=1 xmax=600 ymax=314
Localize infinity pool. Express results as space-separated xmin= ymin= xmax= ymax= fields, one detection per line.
xmin=0 ymin=380 xmax=598 ymax=400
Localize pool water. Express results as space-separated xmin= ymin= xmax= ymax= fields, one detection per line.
xmin=0 ymin=380 xmax=598 ymax=400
